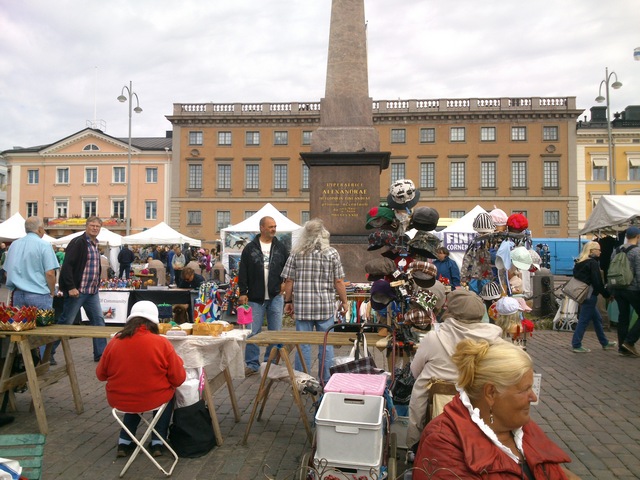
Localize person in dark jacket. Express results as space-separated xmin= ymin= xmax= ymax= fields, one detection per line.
xmin=571 ymin=241 xmax=617 ymax=353
xmin=238 ymin=216 xmax=290 ymax=375
xmin=177 ymin=267 xmax=204 ymax=289
xmin=56 ymin=216 xmax=107 ymax=362
xmin=117 ymin=245 xmax=135 ymax=279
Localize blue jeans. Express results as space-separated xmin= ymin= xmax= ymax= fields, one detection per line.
xmin=295 ymin=317 xmax=334 ymax=384
xmin=614 ymin=288 xmax=640 ymax=347
xmin=244 ymin=295 xmax=284 ymax=372
xmin=119 ymin=398 xmax=174 ymax=445
xmin=12 ymin=291 xmax=53 ymax=310
xmin=572 ymin=294 xmax=610 ymax=348
xmin=57 ymin=293 xmax=107 ymax=360
xmin=12 ymin=291 xmax=53 ymax=361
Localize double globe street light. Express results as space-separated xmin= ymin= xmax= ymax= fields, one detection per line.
xmin=117 ymin=81 xmax=143 ymax=235
xmin=595 ymin=68 xmax=622 ymax=195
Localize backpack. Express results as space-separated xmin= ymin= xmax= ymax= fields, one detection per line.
xmin=608 ymin=245 xmax=637 ymax=288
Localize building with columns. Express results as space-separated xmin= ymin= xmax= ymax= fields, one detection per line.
xmin=167 ymin=96 xmax=583 ymax=239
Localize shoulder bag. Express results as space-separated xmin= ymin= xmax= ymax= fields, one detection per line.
xmin=562 ymin=277 xmax=591 ymax=304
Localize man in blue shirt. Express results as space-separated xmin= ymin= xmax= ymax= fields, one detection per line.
xmin=4 ymin=217 xmax=59 ymax=308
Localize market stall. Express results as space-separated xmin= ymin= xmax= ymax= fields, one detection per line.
xmin=220 ymin=203 xmax=301 ymax=275
xmin=122 ymin=222 xmax=201 ymax=247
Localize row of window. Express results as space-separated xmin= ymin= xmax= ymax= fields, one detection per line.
xmin=26 ymin=167 xmax=159 ymax=185
xmin=399 ymin=126 xmax=558 ymax=144
xmin=188 ymin=126 xmax=560 ymax=147
xmin=190 ymin=160 xmax=559 ymax=191
xmin=592 ymin=159 xmax=640 ymax=181
xmin=25 ymin=200 xmax=158 ymax=220
xmin=395 ymin=160 xmax=560 ymax=189
xmin=188 ymin=163 xmax=309 ymax=191
xmin=189 ymin=130 xmax=313 ymax=147
xmin=447 ymin=209 xmax=560 ymax=227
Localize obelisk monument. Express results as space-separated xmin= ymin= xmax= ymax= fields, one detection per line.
xmin=300 ymin=0 xmax=389 ymax=280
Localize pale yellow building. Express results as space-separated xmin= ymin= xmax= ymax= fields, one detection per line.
xmin=576 ymin=105 xmax=640 ymax=231
xmin=167 ymin=96 xmax=583 ymax=238
xmin=1 ymin=128 xmax=172 ymax=236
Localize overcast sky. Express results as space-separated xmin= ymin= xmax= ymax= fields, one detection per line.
xmin=1 ymin=0 xmax=639 ymax=152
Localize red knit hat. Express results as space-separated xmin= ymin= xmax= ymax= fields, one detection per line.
xmin=507 ymin=213 xmax=528 ymax=232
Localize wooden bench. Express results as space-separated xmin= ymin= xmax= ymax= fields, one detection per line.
xmin=0 ymin=433 xmax=46 ymax=480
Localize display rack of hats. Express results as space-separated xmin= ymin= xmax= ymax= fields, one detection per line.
xmin=362 ymin=179 xmax=446 ymax=357
xmin=461 ymin=207 xmax=538 ymax=346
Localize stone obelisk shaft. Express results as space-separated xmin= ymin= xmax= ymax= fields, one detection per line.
xmin=311 ymin=0 xmax=380 ymax=153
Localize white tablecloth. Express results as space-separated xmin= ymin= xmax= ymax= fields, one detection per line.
xmin=166 ymin=329 xmax=249 ymax=378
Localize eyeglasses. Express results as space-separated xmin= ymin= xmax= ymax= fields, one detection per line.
xmin=591 ymin=248 xmax=601 ymax=252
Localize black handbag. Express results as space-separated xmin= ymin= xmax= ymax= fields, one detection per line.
xmin=168 ymin=399 xmax=216 ymax=458
xmin=329 ymin=332 xmax=384 ymax=376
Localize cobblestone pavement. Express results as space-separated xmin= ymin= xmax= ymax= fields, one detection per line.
xmin=1 ymin=321 xmax=639 ymax=479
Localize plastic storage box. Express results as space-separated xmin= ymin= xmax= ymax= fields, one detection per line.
xmin=315 ymin=392 xmax=384 ymax=467
xmin=315 ymin=456 xmax=382 ymax=480
xmin=324 ymin=373 xmax=387 ymax=396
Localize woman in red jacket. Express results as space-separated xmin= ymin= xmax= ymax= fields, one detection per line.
xmin=96 ymin=301 xmax=186 ymax=458
xmin=414 ymin=339 xmax=580 ymax=479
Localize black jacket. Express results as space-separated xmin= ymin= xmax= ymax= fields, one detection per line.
xmin=59 ymin=233 xmax=101 ymax=294
xmin=238 ymin=235 xmax=289 ymax=302
xmin=178 ymin=273 xmax=205 ymax=290
xmin=118 ymin=247 xmax=135 ymax=265
xmin=573 ymin=257 xmax=609 ymax=299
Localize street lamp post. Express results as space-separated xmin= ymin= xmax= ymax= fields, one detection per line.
xmin=595 ymin=67 xmax=622 ymax=195
xmin=117 ymin=81 xmax=142 ymax=236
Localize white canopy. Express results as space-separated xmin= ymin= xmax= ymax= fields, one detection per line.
xmin=122 ymin=222 xmax=201 ymax=247
xmin=222 ymin=203 xmax=303 ymax=234
xmin=580 ymin=195 xmax=640 ymax=235
xmin=51 ymin=227 xmax=123 ymax=247
xmin=220 ymin=203 xmax=302 ymax=275
xmin=0 ymin=212 xmax=56 ymax=243
xmin=432 ymin=205 xmax=487 ymax=268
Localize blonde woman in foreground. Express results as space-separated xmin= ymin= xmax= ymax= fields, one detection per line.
xmin=414 ymin=339 xmax=580 ymax=479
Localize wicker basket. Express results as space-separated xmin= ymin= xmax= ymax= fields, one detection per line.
xmin=0 ymin=304 xmax=38 ymax=331
xmin=36 ymin=309 xmax=56 ymax=327
xmin=193 ymin=322 xmax=223 ymax=337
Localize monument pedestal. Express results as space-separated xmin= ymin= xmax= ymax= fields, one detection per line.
xmin=301 ymin=151 xmax=389 ymax=281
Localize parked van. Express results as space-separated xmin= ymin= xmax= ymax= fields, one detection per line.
xmin=532 ymin=238 xmax=588 ymax=276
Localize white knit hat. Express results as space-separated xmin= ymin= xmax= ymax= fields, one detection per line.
xmin=126 ymin=300 xmax=159 ymax=324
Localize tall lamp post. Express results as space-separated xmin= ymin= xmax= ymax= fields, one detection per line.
xmin=595 ymin=67 xmax=622 ymax=195
xmin=117 ymin=81 xmax=142 ymax=235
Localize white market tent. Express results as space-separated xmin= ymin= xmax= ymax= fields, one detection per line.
xmin=51 ymin=227 xmax=123 ymax=247
xmin=221 ymin=203 xmax=302 ymax=274
xmin=580 ymin=195 xmax=640 ymax=235
xmin=122 ymin=222 xmax=202 ymax=247
xmin=0 ymin=212 xmax=56 ymax=243
xmin=432 ymin=205 xmax=487 ymax=268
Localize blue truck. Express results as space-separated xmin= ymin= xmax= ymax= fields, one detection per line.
xmin=532 ymin=238 xmax=588 ymax=276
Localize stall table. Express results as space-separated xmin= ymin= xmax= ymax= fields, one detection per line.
xmin=0 ymin=326 xmax=247 ymax=441
xmin=0 ymin=325 xmax=121 ymax=434
xmin=242 ymin=331 xmax=389 ymax=445
xmin=166 ymin=330 xmax=248 ymax=446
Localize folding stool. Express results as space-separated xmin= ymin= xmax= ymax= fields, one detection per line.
xmin=112 ymin=402 xmax=179 ymax=477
